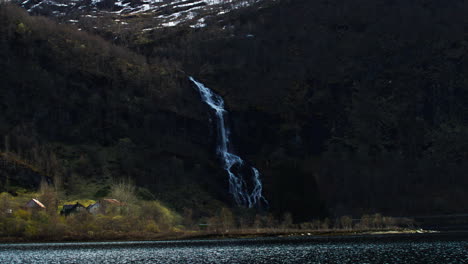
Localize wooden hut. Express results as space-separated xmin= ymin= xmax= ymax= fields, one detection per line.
xmin=25 ymin=198 xmax=46 ymax=210
xmin=60 ymin=202 xmax=86 ymax=216
xmin=87 ymin=199 xmax=123 ymax=215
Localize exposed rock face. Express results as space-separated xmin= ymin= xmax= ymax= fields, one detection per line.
xmin=0 ymin=154 xmax=50 ymax=190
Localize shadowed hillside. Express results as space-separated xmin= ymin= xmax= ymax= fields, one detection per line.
xmin=123 ymin=0 xmax=468 ymax=218
xmin=0 ymin=4 xmax=229 ymax=217
xmin=2 ymin=0 xmax=468 ymax=222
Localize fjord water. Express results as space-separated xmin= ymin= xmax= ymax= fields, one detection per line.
xmin=1 ymin=234 xmax=466 ymax=264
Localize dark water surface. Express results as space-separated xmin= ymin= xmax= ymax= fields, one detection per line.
xmin=0 ymin=232 xmax=466 ymax=263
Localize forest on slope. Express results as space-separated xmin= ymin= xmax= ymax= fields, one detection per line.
xmin=0 ymin=3 xmax=227 ymax=219
xmin=1 ymin=0 xmax=468 ymax=222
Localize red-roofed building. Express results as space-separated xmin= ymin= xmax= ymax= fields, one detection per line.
xmin=87 ymin=199 xmax=124 ymax=215
xmin=25 ymin=198 xmax=46 ymax=209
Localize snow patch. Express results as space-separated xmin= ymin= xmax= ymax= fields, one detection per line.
xmin=21 ymin=0 xmax=267 ymax=29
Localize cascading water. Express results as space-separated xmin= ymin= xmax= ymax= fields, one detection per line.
xmin=189 ymin=77 xmax=268 ymax=208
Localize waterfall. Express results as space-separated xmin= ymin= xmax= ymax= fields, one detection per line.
xmin=189 ymin=77 xmax=268 ymax=208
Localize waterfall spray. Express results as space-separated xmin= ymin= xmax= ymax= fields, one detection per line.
xmin=189 ymin=77 xmax=268 ymax=208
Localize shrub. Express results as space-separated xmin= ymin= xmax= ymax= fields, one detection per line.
xmin=321 ymin=218 xmax=330 ymax=230
xmin=145 ymin=220 xmax=160 ymax=233
xmin=281 ymin=212 xmax=293 ymax=229
xmin=339 ymin=215 xmax=353 ymax=230
xmin=24 ymin=221 xmax=39 ymax=238
xmin=14 ymin=209 xmax=31 ymax=221
xmin=110 ymin=179 xmax=137 ymax=205
xmin=140 ymin=201 xmax=180 ymax=231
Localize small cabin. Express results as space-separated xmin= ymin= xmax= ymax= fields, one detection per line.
xmin=87 ymin=199 xmax=123 ymax=215
xmin=25 ymin=199 xmax=46 ymax=210
xmin=60 ymin=202 xmax=86 ymax=216
xmin=101 ymin=198 xmax=123 ymax=206
xmin=87 ymin=203 xmax=100 ymax=214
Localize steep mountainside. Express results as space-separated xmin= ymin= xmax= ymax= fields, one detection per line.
xmin=3 ymin=0 xmax=468 ymax=221
xmin=16 ymin=0 xmax=267 ymax=29
xmin=0 ymin=4 xmax=230 ymax=217
xmin=125 ymin=0 xmax=468 ymax=218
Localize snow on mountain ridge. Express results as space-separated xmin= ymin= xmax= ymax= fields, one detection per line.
xmin=18 ymin=0 xmax=261 ymax=17
xmin=16 ymin=0 xmax=265 ymax=29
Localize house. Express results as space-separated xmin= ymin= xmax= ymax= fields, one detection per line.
xmin=86 ymin=203 xmax=100 ymax=214
xmin=25 ymin=198 xmax=46 ymax=210
xmin=60 ymin=202 xmax=86 ymax=216
xmin=87 ymin=199 xmax=123 ymax=215
xmin=101 ymin=198 xmax=123 ymax=206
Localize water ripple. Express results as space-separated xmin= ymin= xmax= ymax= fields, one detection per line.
xmin=0 ymin=235 xmax=466 ymax=263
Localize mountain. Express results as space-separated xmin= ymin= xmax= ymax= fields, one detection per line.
xmin=3 ymin=0 xmax=468 ymax=221
xmin=0 ymin=3 xmax=227 ymax=216
xmin=16 ymin=0 xmax=267 ymax=29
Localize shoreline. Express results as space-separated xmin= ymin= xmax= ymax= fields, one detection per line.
xmin=0 ymin=228 xmax=439 ymax=244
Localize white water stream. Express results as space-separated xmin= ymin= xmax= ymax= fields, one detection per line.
xmin=189 ymin=77 xmax=267 ymax=208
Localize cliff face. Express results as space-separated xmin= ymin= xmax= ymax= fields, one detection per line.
xmin=144 ymin=0 xmax=468 ymax=218
xmin=3 ymin=0 xmax=468 ymax=220
xmin=0 ymin=153 xmax=50 ymax=190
